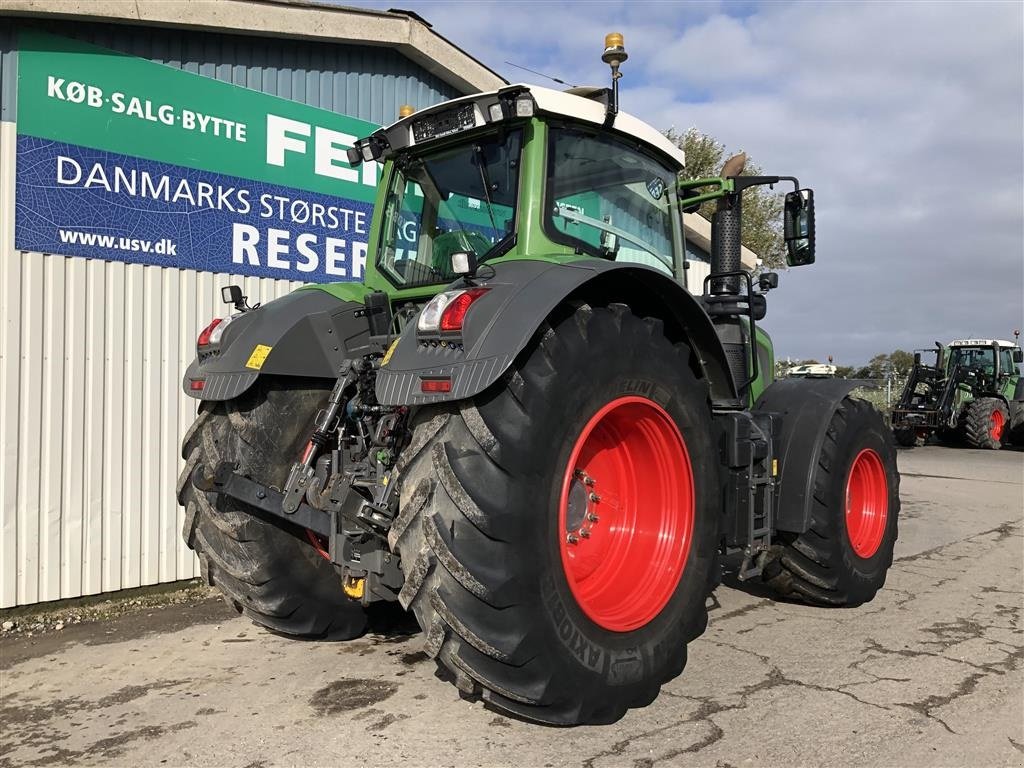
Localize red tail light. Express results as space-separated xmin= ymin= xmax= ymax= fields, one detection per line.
xmin=190 ymin=379 xmax=206 ymax=391
xmin=421 ymin=377 xmax=452 ymax=393
xmin=197 ymin=318 xmax=223 ymax=347
xmin=439 ymin=288 xmax=489 ymax=332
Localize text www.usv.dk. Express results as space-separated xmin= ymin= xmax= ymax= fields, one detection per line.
xmin=58 ymin=228 xmax=178 ymax=255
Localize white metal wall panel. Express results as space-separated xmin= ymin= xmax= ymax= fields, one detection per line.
xmin=686 ymin=260 xmax=711 ymax=296
xmin=0 ymin=17 xmax=474 ymax=608
xmin=0 ymin=121 xmax=305 ymax=607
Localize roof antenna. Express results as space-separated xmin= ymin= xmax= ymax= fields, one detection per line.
xmin=601 ymin=32 xmax=628 ymax=126
xmin=504 ymin=61 xmax=578 ymax=88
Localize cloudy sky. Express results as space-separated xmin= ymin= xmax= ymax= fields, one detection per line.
xmin=364 ymin=0 xmax=1023 ymax=365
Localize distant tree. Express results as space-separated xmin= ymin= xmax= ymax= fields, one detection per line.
xmin=665 ymin=127 xmax=786 ymax=269
xmin=834 ymin=365 xmax=855 ymax=379
xmin=853 ymin=350 xmax=914 ymax=379
xmin=888 ymin=349 xmax=914 ymax=377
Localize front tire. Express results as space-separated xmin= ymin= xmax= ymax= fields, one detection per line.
xmin=178 ymin=379 xmax=367 ymax=639
xmin=893 ymin=426 xmax=918 ymax=447
xmin=391 ymin=304 xmax=719 ymax=724
xmin=762 ymin=397 xmax=900 ymax=607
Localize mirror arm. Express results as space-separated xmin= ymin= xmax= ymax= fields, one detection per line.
xmin=676 ymin=176 xmax=733 ymax=209
xmin=732 ymin=175 xmax=800 ymax=194
xmin=678 ymin=175 xmax=800 ymax=206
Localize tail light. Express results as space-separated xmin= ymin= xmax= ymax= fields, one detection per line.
xmin=197 ymin=315 xmax=235 ymax=347
xmin=418 ymin=288 xmax=489 ymax=334
xmin=197 ymin=318 xmax=222 ymax=347
xmin=420 ymin=377 xmax=452 ymax=393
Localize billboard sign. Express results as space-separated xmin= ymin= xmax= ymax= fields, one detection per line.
xmin=15 ymin=30 xmax=382 ymax=282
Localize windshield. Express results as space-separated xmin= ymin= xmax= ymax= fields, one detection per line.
xmin=545 ymin=126 xmax=678 ymax=275
xmin=377 ymin=129 xmax=523 ymax=288
xmin=949 ymin=347 xmax=996 ymax=374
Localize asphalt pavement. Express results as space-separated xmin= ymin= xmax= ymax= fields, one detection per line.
xmin=2 ymin=445 xmax=1022 ymax=767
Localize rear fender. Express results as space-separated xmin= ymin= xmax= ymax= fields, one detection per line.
xmin=755 ymin=378 xmax=868 ymax=533
xmin=375 ymin=258 xmax=737 ymax=406
xmin=182 ymin=289 xmax=371 ymax=401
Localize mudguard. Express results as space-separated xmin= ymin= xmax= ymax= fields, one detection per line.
xmin=182 ymin=289 xmax=371 ymax=400
xmin=375 ymin=258 xmax=737 ymax=406
xmin=754 ymin=377 xmax=867 ymax=533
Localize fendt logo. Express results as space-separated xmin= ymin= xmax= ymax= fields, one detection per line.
xmin=266 ymin=114 xmax=378 ymax=187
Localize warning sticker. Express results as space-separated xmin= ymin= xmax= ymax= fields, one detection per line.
xmin=245 ymin=344 xmax=273 ymax=370
xmin=381 ymin=338 xmax=400 ymax=367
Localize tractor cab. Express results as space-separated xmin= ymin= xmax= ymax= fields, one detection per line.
xmin=348 ymin=56 xmax=815 ymax=407
xmin=946 ymin=339 xmax=1022 ymax=387
xmin=351 ymin=82 xmax=692 ymax=299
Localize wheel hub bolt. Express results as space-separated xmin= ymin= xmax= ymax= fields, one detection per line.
xmin=566 ymin=533 xmax=579 ymax=545
xmin=579 ymin=529 xmax=591 ymax=539
xmin=574 ymin=470 xmax=595 ymax=486
xmin=589 ymin=492 xmax=600 ymax=502
xmin=587 ymin=513 xmax=599 ymax=523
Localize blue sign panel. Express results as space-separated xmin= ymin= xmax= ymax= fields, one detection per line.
xmin=15 ymin=136 xmax=374 ymax=282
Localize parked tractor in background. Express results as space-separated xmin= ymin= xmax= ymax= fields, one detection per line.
xmin=176 ymin=35 xmax=900 ymax=725
xmin=892 ymin=336 xmax=1024 ymax=449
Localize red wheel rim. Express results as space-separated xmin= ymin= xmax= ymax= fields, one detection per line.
xmin=845 ymin=448 xmax=889 ymax=558
xmin=558 ymin=396 xmax=694 ymax=632
xmin=990 ymin=410 xmax=1005 ymax=441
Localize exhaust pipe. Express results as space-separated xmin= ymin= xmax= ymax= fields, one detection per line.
xmin=710 ymin=195 xmax=742 ymax=295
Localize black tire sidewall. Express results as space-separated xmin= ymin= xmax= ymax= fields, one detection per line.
xmin=186 ymin=379 xmax=367 ymax=639
xmin=827 ymin=408 xmax=899 ymax=598
xmin=496 ymin=315 xmax=718 ymax=700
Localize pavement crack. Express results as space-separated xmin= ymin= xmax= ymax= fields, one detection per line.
xmin=714 ymin=640 xmax=772 ymax=665
xmin=895 ymin=521 xmax=1021 ymax=564
xmin=898 ymin=673 xmax=985 ymax=735
xmin=711 ymin=599 xmax=773 ymax=622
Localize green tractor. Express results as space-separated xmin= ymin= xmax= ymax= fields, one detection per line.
xmin=177 ymin=35 xmax=899 ymax=725
xmin=892 ymin=336 xmax=1024 ymax=449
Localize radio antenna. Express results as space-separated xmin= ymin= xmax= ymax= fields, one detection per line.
xmin=504 ymin=61 xmax=578 ymax=88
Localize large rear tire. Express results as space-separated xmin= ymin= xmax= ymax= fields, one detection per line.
xmin=961 ymin=397 xmax=1008 ymax=449
xmin=391 ymin=304 xmax=719 ymax=725
xmin=178 ymin=379 xmax=367 ymax=639
xmin=762 ymin=397 xmax=900 ymax=607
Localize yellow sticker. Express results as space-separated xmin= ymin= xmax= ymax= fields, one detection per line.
xmin=245 ymin=344 xmax=273 ymax=370
xmin=772 ymin=458 xmax=779 ymax=476
xmin=381 ymin=338 xmax=400 ymax=367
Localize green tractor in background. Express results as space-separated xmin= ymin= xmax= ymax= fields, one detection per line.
xmin=892 ymin=335 xmax=1024 ymax=449
xmin=176 ymin=35 xmax=900 ymax=724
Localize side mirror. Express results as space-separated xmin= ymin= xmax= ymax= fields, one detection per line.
xmin=221 ymin=284 xmax=250 ymax=312
xmin=1013 ymin=348 xmax=1023 ymax=364
xmin=784 ymin=189 xmax=815 ymax=266
xmin=758 ymin=272 xmax=779 ymax=292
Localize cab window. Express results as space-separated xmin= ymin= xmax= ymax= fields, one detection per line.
xmin=545 ymin=127 xmax=677 ymax=275
xmin=999 ymin=348 xmax=1016 ymax=372
xmin=378 ymin=129 xmax=522 ymax=288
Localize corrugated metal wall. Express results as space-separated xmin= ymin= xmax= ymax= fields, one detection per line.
xmin=0 ymin=19 xmax=461 ymax=608
xmin=685 ymin=259 xmax=711 ymax=295
xmin=0 ymin=20 xmax=460 ymax=121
